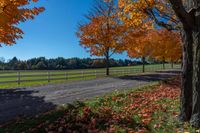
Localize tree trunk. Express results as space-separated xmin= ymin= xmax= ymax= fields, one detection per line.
xmin=162 ymin=57 xmax=165 ymax=69
xmin=105 ymin=48 xmax=110 ymax=76
xmin=178 ymin=29 xmax=193 ymax=122
xmin=142 ymin=56 xmax=145 ymax=73
xmin=171 ymin=60 xmax=174 ymax=69
xmin=169 ymin=0 xmax=200 ymax=126
xmin=190 ymin=11 xmax=200 ymax=127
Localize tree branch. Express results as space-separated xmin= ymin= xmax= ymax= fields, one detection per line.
xmin=169 ymin=0 xmax=195 ymax=30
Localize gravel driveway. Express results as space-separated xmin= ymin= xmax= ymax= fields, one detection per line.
xmin=0 ymin=70 xmax=180 ymax=124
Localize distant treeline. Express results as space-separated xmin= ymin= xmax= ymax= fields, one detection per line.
xmin=0 ymin=57 xmax=154 ymax=70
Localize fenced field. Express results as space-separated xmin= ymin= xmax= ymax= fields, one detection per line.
xmin=0 ymin=63 xmax=180 ymax=88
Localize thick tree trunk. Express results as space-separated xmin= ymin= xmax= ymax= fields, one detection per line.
xmin=169 ymin=0 xmax=200 ymax=126
xmin=142 ymin=56 xmax=145 ymax=73
xmin=178 ymin=30 xmax=193 ymax=122
xmin=190 ymin=12 xmax=200 ymax=127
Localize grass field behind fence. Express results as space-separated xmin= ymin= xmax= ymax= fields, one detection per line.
xmin=0 ymin=64 xmax=180 ymax=89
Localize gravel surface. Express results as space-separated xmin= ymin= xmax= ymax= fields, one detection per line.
xmin=0 ymin=70 xmax=180 ymax=124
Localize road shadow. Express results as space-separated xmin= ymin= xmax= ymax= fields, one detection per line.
xmin=155 ymin=70 xmax=182 ymax=74
xmin=0 ymin=88 xmax=56 ymax=124
xmin=117 ymin=70 xmax=181 ymax=82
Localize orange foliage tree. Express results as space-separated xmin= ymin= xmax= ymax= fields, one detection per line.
xmin=0 ymin=0 xmax=44 ymax=46
xmin=150 ymin=29 xmax=182 ymax=67
xmin=118 ymin=0 xmax=179 ymax=30
xmin=77 ymin=0 xmax=126 ymax=75
xmin=119 ymin=0 xmax=200 ymax=126
xmin=117 ymin=0 xmax=179 ymax=72
xmin=125 ymin=28 xmax=182 ymax=71
xmin=124 ymin=28 xmax=152 ymax=72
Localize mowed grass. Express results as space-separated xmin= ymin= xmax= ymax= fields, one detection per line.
xmin=0 ymin=64 xmax=180 ymax=89
xmin=1 ymin=78 xmax=197 ymax=133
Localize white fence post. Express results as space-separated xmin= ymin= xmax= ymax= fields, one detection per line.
xmin=82 ymin=71 xmax=84 ymax=80
xmin=95 ymin=70 xmax=97 ymax=78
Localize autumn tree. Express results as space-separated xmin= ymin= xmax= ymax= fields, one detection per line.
xmin=119 ymin=0 xmax=200 ymax=127
xmin=77 ymin=0 xmax=126 ymax=76
xmin=118 ymin=0 xmax=176 ymax=72
xmin=0 ymin=0 xmax=44 ymax=46
xmin=125 ymin=28 xmax=152 ymax=72
xmin=149 ymin=29 xmax=182 ymax=69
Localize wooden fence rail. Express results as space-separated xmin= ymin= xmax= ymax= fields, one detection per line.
xmin=0 ymin=64 xmax=181 ymax=85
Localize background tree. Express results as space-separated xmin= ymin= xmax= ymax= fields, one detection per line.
xmin=0 ymin=0 xmax=44 ymax=46
xmin=124 ymin=29 xmax=152 ymax=72
xmin=149 ymin=29 xmax=182 ymax=69
xmin=0 ymin=56 xmax=137 ymax=70
xmin=77 ymin=0 xmax=126 ymax=76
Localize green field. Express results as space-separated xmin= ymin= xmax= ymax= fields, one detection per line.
xmin=0 ymin=64 xmax=180 ymax=89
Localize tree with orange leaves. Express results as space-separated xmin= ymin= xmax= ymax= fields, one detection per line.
xmin=125 ymin=29 xmax=152 ymax=72
xmin=118 ymin=0 xmax=200 ymax=125
xmin=0 ymin=0 xmax=44 ymax=46
xmin=118 ymin=0 xmax=179 ymax=30
xmin=150 ymin=29 xmax=182 ymax=68
xmin=77 ymin=0 xmax=126 ymax=76
xmin=125 ymin=28 xmax=182 ymax=71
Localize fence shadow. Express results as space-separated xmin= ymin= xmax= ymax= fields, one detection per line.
xmin=117 ymin=70 xmax=181 ymax=82
xmin=0 ymin=88 xmax=56 ymax=124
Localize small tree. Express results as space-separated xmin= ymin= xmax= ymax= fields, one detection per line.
xmin=124 ymin=28 xmax=153 ymax=72
xmin=77 ymin=0 xmax=126 ymax=76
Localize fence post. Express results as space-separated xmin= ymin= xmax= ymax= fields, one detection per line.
xmin=65 ymin=72 xmax=68 ymax=80
xmin=95 ymin=70 xmax=97 ymax=78
xmin=82 ymin=71 xmax=84 ymax=80
xmin=17 ymin=71 xmax=20 ymax=85
xmin=47 ymin=71 xmax=50 ymax=83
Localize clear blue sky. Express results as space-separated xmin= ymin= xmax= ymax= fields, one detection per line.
xmin=0 ymin=0 xmax=128 ymax=61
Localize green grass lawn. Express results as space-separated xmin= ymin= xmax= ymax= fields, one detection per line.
xmin=1 ymin=78 xmax=198 ymax=133
xmin=0 ymin=64 xmax=180 ymax=89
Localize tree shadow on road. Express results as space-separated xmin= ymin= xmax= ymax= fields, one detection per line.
xmin=0 ymin=88 xmax=56 ymax=124
xmin=117 ymin=70 xmax=181 ymax=82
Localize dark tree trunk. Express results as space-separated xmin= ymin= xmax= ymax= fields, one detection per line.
xmin=171 ymin=60 xmax=174 ymax=69
xmin=178 ymin=29 xmax=193 ymax=122
xmin=162 ymin=57 xmax=165 ymax=69
xmin=190 ymin=11 xmax=200 ymax=127
xmin=169 ymin=0 xmax=200 ymax=126
xmin=142 ymin=56 xmax=145 ymax=73
xmin=105 ymin=48 xmax=110 ymax=76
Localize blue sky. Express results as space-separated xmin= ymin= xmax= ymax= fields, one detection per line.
xmin=0 ymin=0 xmax=128 ymax=61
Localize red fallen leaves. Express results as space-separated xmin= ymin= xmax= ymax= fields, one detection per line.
xmin=83 ymin=106 xmax=91 ymax=114
xmin=123 ymin=78 xmax=180 ymax=128
xmin=27 ymin=78 xmax=180 ymax=132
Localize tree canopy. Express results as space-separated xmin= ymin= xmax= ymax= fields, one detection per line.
xmin=0 ymin=0 xmax=44 ymax=46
